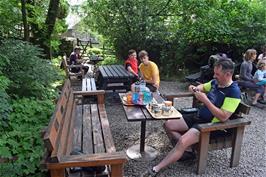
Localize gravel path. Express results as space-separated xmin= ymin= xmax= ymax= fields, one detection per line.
xmin=105 ymin=81 xmax=266 ymax=177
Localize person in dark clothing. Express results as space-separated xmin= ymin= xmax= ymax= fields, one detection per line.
xmin=238 ymin=49 xmax=265 ymax=105
xmin=69 ymin=46 xmax=88 ymax=74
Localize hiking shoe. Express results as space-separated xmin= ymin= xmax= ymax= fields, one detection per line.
xmin=141 ymin=167 xmax=158 ymax=177
xmin=258 ymin=99 xmax=266 ymax=104
xmin=178 ymin=151 xmax=196 ymax=161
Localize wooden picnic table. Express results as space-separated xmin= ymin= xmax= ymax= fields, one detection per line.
xmin=119 ymin=92 xmax=182 ymax=160
xmin=97 ymin=65 xmax=135 ymax=91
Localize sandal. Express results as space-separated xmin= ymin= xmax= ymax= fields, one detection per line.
xmin=141 ymin=167 xmax=158 ymax=177
xmin=178 ymin=151 xmax=196 ymax=161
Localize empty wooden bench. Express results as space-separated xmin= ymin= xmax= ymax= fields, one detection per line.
xmin=43 ymin=79 xmax=127 ymax=177
xmin=82 ymin=78 xmax=97 ymax=91
xmin=164 ymin=93 xmax=251 ymax=174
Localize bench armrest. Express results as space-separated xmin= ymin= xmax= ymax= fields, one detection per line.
xmin=67 ymin=65 xmax=83 ymax=69
xmin=46 ymin=152 xmax=127 ymax=169
xmin=73 ymin=90 xmax=105 ymax=96
xmin=162 ymin=92 xmax=194 ymax=102
xmin=198 ymin=118 xmax=251 ymax=133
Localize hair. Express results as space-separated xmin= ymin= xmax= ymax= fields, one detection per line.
xmin=138 ymin=50 xmax=148 ymax=58
xmin=214 ymin=58 xmax=235 ymax=74
xmin=257 ymin=60 xmax=266 ymax=70
xmin=261 ymin=44 xmax=266 ymax=53
xmin=128 ymin=49 xmax=136 ymax=56
xmin=244 ymin=49 xmax=257 ymax=61
xmin=74 ymin=46 xmax=81 ymax=51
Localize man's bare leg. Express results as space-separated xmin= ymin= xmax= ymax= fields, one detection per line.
xmin=163 ymin=119 xmax=189 ymax=146
xmin=153 ymin=128 xmax=200 ymax=172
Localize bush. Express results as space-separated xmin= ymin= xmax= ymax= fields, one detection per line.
xmin=0 ymin=98 xmax=55 ymax=177
xmin=0 ymin=39 xmax=62 ymax=99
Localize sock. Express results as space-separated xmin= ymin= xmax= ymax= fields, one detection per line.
xmin=153 ymin=167 xmax=158 ymax=173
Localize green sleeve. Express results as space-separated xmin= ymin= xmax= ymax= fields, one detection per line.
xmin=203 ymin=81 xmax=212 ymax=93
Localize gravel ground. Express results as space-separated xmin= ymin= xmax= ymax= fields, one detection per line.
xmin=104 ymin=81 xmax=266 ymax=177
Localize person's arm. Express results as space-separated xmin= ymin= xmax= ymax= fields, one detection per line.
xmin=126 ymin=65 xmax=139 ymax=77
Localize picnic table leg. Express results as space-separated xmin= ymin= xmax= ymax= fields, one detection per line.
xmin=140 ymin=120 xmax=146 ymax=152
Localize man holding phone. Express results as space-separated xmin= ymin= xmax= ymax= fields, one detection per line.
xmin=142 ymin=58 xmax=241 ymax=177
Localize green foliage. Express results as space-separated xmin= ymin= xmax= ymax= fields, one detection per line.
xmin=0 ymin=76 xmax=12 ymax=128
xmin=83 ymin=0 xmax=266 ymax=76
xmin=0 ymin=98 xmax=54 ymax=177
xmin=0 ymin=0 xmax=21 ymax=37
xmin=0 ymin=39 xmax=62 ymax=99
xmin=100 ymin=54 xmax=121 ymax=65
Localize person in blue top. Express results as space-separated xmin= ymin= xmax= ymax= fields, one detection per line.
xmin=142 ymin=58 xmax=241 ymax=177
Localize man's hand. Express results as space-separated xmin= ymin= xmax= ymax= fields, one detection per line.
xmin=189 ymin=85 xmax=198 ymax=93
xmin=194 ymin=91 xmax=209 ymax=105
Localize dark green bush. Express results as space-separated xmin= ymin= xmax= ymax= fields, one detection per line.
xmin=0 ymin=39 xmax=62 ymax=99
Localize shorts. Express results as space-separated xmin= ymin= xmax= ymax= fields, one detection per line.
xmin=182 ymin=113 xmax=232 ymax=137
xmin=182 ymin=113 xmax=208 ymax=130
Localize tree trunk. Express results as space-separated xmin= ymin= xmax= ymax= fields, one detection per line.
xmin=21 ymin=0 xmax=29 ymax=41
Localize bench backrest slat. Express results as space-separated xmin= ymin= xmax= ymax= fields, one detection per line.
xmin=44 ymin=80 xmax=71 ymax=152
xmin=51 ymin=89 xmax=75 ymax=161
xmin=90 ymin=78 xmax=97 ymax=91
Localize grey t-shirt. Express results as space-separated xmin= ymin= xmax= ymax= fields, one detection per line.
xmin=240 ymin=60 xmax=253 ymax=81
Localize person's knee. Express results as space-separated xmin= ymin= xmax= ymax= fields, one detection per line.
xmin=163 ymin=120 xmax=171 ymax=131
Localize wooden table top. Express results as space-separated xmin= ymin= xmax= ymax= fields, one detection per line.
xmin=119 ymin=92 xmax=179 ymax=121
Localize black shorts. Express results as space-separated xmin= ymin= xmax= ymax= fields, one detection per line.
xmin=182 ymin=113 xmax=208 ymax=130
xmin=182 ymin=113 xmax=233 ymax=137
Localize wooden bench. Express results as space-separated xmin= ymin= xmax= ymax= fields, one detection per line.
xmin=163 ymin=93 xmax=251 ymax=174
xmin=82 ymin=78 xmax=97 ymax=91
xmin=62 ymin=56 xmax=84 ymax=80
xmin=43 ymin=79 xmax=127 ymax=177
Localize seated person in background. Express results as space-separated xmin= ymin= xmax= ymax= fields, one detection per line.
xmin=254 ymin=60 xmax=266 ymax=95
xmin=125 ymin=49 xmax=139 ymax=81
xmin=138 ymin=50 xmax=160 ymax=92
xmin=238 ymin=49 xmax=265 ymax=105
xmin=69 ymin=46 xmax=88 ymax=74
xmin=142 ymin=58 xmax=241 ymax=177
xmin=258 ymin=44 xmax=266 ymax=61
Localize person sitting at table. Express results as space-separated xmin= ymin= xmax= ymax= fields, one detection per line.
xmin=69 ymin=46 xmax=89 ymax=74
xmin=142 ymin=58 xmax=241 ymax=177
xmin=125 ymin=49 xmax=139 ymax=81
xmin=138 ymin=50 xmax=160 ymax=92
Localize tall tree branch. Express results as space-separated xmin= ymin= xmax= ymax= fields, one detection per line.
xmin=21 ymin=0 xmax=29 ymax=41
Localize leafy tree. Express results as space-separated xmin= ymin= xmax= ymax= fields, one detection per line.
xmin=0 ymin=0 xmax=69 ymax=58
xmin=83 ymin=0 xmax=266 ymax=76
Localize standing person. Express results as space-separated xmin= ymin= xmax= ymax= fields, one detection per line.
xmin=125 ymin=49 xmax=139 ymax=81
xmin=258 ymin=44 xmax=266 ymax=61
xmin=142 ymin=58 xmax=241 ymax=177
xmin=138 ymin=50 xmax=160 ymax=92
xmin=69 ymin=46 xmax=88 ymax=74
xmin=238 ymin=49 xmax=265 ymax=105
